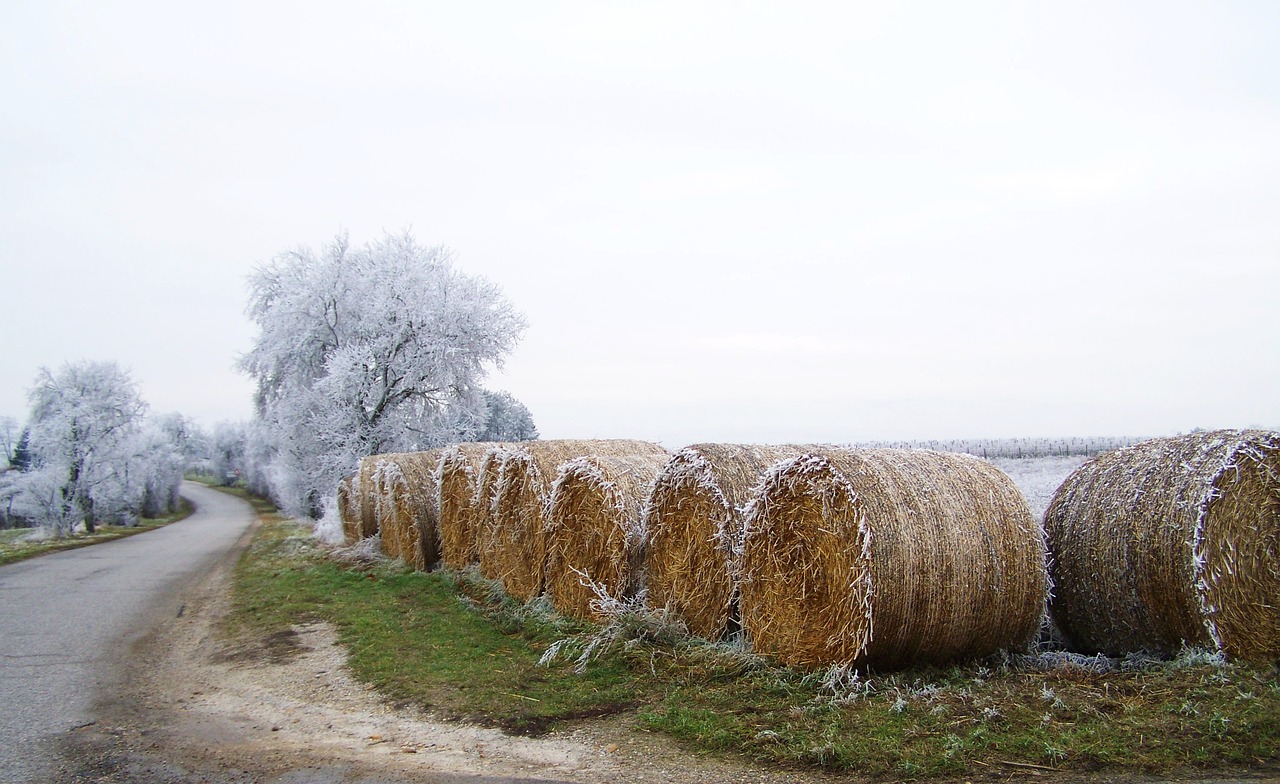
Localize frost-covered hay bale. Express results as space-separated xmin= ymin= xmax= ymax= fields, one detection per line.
xmin=644 ymin=444 xmax=811 ymax=640
xmin=438 ymin=443 xmax=503 ymax=569
xmin=741 ymin=448 xmax=1047 ymax=670
xmin=473 ymin=447 xmax=512 ymax=579
xmin=490 ymin=440 xmax=668 ymax=602
xmin=1045 ymin=429 xmax=1280 ymax=661
xmin=337 ymin=474 xmax=360 ymax=545
xmin=372 ymin=450 xmax=444 ymax=571
xmin=356 ymin=457 xmax=382 ymax=540
xmin=546 ymin=448 xmax=672 ymax=620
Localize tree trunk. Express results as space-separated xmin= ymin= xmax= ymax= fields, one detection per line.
xmin=81 ymin=494 xmax=96 ymax=534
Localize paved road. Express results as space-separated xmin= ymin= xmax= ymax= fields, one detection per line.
xmin=0 ymin=482 xmax=256 ymax=784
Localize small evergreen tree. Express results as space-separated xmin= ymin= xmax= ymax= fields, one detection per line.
xmin=10 ymin=428 xmax=32 ymax=472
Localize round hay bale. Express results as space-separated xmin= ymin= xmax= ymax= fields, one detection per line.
xmin=546 ymin=447 xmax=672 ymax=620
xmin=337 ymin=474 xmax=359 ymax=545
xmin=372 ymin=450 xmax=444 ymax=571
xmin=644 ymin=444 xmax=812 ymax=640
xmin=357 ymin=456 xmax=382 ymax=540
xmin=473 ymin=447 xmax=513 ymax=579
xmin=490 ymin=440 xmax=668 ymax=602
xmin=438 ymin=443 xmax=503 ymax=570
xmin=1045 ymin=429 xmax=1280 ymax=661
xmin=740 ymin=448 xmax=1047 ymax=670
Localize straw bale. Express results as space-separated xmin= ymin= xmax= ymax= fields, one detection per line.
xmin=643 ymin=444 xmax=812 ymax=640
xmin=371 ymin=450 xmax=444 ymax=571
xmin=356 ymin=456 xmax=381 ymax=540
xmin=473 ymin=447 xmax=513 ymax=579
xmin=740 ymin=448 xmax=1047 ymax=670
xmin=436 ymin=443 xmax=505 ymax=569
xmin=545 ymin=447 xmax=673 ymax=620
xmin=337 ymin=474 xmax=359 ymax=545
xmin=489 ymin=440 xmax=668 ymax=602
xmin=1044 ymin=429 xmax=1280 ymax=661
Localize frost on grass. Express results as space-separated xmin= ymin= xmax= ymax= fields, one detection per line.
xmin=330 ymin=534 xmax=388 ymax=568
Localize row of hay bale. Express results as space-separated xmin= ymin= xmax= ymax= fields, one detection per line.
xmin=342 ymin=439 xmax=1048 ymax=671
xmin=339 ymin=429 xmax=1279 ymax=670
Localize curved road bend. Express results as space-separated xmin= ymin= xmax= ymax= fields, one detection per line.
xmin=0 ymin=481 xmax=256 ymax=784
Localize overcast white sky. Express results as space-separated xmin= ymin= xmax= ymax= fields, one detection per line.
xmin=2 ymin=1 xmax=1277 ymax=447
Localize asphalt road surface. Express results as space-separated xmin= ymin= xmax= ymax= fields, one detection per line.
xmin=0 ymin=482 xmax=256 ymax=784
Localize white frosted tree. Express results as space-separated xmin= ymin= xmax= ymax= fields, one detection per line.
xmin=23 ymin=361 xmax=148 ymax=534
xmin=476 ymin=389 xmax=539 ymax=442
xmin=239 ymin=230 xmax=526 ymax=517
xmin=207 ymin=420 xmax=248 ymax=485
xmin=131 ymin=416 xmax=189 ymax=519
xmin=1 ymin=416 xmax=17 ymax=468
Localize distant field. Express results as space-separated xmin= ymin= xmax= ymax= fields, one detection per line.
xmin=858 ymin=436 xmax=1142 ymax=460
xmin=991 ymin=456 xmax=1088 ymax=520
xmin=853 ymin=437 xmax=1119 ymax=519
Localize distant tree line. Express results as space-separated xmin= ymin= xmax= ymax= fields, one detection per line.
xmin=2 ymin=230 xmax=539 ymax=531
xmin=855 ymin=436 xmax=1147 ymax=460
xmin=177 ymin=387 xmax=537 ymax=508
xmin=0 ymin=362 xmax=193 ymax=533
xmin=1 ymin=379 xmax=535 ymax=535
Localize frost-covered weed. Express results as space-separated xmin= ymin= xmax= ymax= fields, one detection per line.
xmin=1017 ymin=650 xmax=1116 ymax=674
xmin=1040 ymin=687 xmax=1067 ymax=710
xmin=329 ymin=534 xmax=387 ymax=568
xmin=1172 ymin=647 xmax=1227 ymax=670
xmin=809 ymin=665 xmax=877 ymax=705
xmin=311 ymin=496 xmax=345 ymax=544
xmin=536 ymin=574 xmax=688 ymax=674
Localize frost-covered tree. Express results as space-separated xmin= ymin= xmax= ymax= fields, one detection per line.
xmin=206 ymin=420 xmax=247 ymax=485
xmin=1 ymin=420 xmax=29 ymax=528
xmin=1 ymin=416 xmax=17 ymax=468
xmin=239 ymin=230 xmax=526 ymax=517
xmin=477 ymin=389 xmax=539 ymax=442
xmin=127 ymin=413 xmax=195 ymax=519
xmin=24 ymin=361 xmax=148 ymax=534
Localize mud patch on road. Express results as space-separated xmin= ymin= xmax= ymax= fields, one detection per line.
xmin=210 ymin=627 xmax=306 ymax=666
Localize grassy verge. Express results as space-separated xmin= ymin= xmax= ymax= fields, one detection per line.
xmin=0 ymin=499 xmax=196 ymax=567
xmin=230 ymin=513 xmax=651 ymax=733
xmin=231 ymin=511 xmax=1280 ymax=778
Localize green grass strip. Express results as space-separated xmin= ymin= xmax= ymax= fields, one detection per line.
xmin=0 ymin=499 xmax=195 ymax=567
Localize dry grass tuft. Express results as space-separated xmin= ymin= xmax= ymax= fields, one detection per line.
xmin=1045 ymin=429 xmax=1280 ymax=661
xmin=488 ymin=440 xmax=667 ymax=602
xmin=544 ymin=447 xmax=672 ymax=620
xmin=740 ymin=448 xmax=1047 ymax=670
xmin=643 ymin=444 xmax=812 ymax=640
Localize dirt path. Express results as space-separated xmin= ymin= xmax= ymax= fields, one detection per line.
xmin=57 ymin=518 xmax=828 ymax=784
